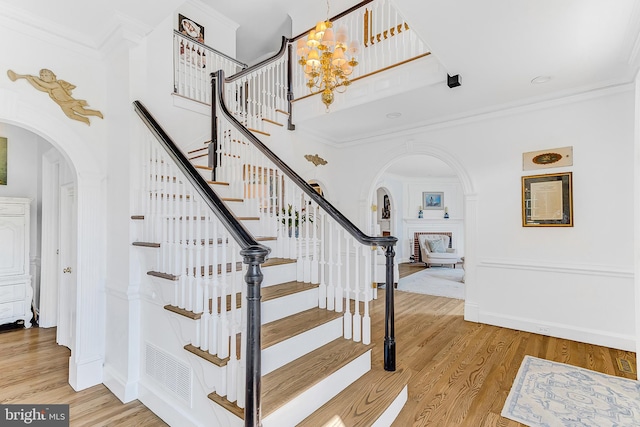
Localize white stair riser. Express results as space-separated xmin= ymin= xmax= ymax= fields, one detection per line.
xmin=261 ymin=263 xmax=296 ymax=288
xmin=262 ymin=317 xmax=342 ymax=375
xmin=262 ymin=350 xmax=372 ymax=427
xmin=372 ymin=385 xmax=408 ymax=427
xmin=262 ymin=288 xmax=318 ymax=324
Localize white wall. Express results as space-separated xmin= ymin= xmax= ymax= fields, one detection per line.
xmin=303 ymin=86 xmax=635 ymax=351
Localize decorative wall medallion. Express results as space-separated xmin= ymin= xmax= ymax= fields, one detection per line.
xmin=532 ymin=152 xmax=563 ymax=165
xmin=304 ymin=154 xmax=327 ymax=166
xmin=523 ymin=146 xmax=572 ymax=170
xmin=7 ymin=69 xmax=103 ymax=126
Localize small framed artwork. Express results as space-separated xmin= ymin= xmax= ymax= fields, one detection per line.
xmin=0 ymin=137 xmax=6 ymax=185
xmin=179 ymin=14 xmax=205 ymax=43
xmin=422 ymin=192 xmax=444 ymax=210
xmin=522 ymin=172 xmax=573 ymax=227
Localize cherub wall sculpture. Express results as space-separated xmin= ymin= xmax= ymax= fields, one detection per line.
xmin=7 ymin=69 xmax=103 ymax=126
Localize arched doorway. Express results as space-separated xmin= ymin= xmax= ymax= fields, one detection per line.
xmin=366 ymin=147 xmax=478 ymax=320
xmin=0 ymin=88 xmax=107 ymax=390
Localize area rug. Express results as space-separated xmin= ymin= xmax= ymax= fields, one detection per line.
xmin=396 ymin=266 xmax=464 ymax=299
xmin=502 ymin=355 xmax=640 ymax=427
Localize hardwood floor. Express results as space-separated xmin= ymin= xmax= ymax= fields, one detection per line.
xmin=0 ymin=327 xmax=167 ymax=427
xmin=1 ymin=273 xmax=635 ymax=426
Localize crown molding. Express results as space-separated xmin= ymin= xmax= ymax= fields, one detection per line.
xmin=98 ymin=12 xmax=152 ymax=56
xmin=336 ymin=80 xmax=635 ymax=148
xmin=0 ymin=3 xmax=102 ymax=59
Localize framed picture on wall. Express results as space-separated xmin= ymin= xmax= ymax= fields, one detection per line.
xmin=179 ymin=14 xmax=205 ymax=43
xmin=0 ymin=137 xmax=6 ymax=185
xmin=522 ymin=172 xmax=573 ymax=227
xmin=422 ymin=192 xmax=443 ymax=210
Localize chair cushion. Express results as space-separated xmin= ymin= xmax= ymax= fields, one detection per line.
xmin=427 ymin=238 xmax=446 ymax=253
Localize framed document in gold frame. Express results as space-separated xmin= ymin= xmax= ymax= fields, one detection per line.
xmin=522 ymin=172 xmax=573 ymax=227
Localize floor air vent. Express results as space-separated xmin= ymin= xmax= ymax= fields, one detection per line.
xmin=616 ymin=357 xmax=635 ymax=374
xmin=145 ymin=342 xmax=192 ymax=405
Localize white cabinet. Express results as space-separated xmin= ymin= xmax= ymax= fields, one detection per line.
xmin=0 ymin=197 xmax=32 ymax=327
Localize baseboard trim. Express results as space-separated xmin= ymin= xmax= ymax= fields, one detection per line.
xmin=68 ymin=356 xmax=103 ymax=391
xmin=479 ymin=311 xmax=635 ymax=352
xmin=103 ymin=366 xmax=139 ymax=403
xmin=464 ymin=302 xmax=479 ymax=322
xmin=138 ymin=381 xmax=221 ymax=427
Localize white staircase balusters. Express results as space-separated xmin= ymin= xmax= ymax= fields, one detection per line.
xmin=343 ymin=233 xmax=352 ymax=340
xmin=353 ymin=243 xmax=362 ymax=343
xmin=362 ymin=247 xmax=372 ymax=345
xmin=318 ymin=208 xmax=327 ymax=308
xmin=174 ymin=31 xmax=246 ymax=104
xmin=334 ymin=226 xmax=343 ymax=313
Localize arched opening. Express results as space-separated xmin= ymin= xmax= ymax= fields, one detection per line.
xmin=0 ymin=88 xmax=106 ymax=390
xmin=368 ymin=149 xmax=476 ymax=309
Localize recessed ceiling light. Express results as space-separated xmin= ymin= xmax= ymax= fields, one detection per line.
xmin=386 ymin=112 xmax=402 ymax=119
xmin=531 ymin=75 xmax=552 ymax=84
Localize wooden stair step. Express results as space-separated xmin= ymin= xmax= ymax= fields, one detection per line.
xmin=247 ymin=128 xmax=270 ymax=137
xmin=188 ymin=153 xmax=207 ymax=160
xmin=132 ymin=241 xmax=160 ymax=248
xmin=164 ymin=304 xmax=201 ymax=320
xmin=207 ymin=180 xmax=230 ymax=186
xmin=262 ymin=118 xmax=283 ymax=127
xmin=131 ymin=215 xmax=144 ymax=220
xmin=195 ymin=165 xmax=212 ymax=171
xmin=187 ymin=146 xmax=208 ymax=154
xmin=147 ymin=258 xmax=294 ymax=281
xmin=208 ymin=338 xmax=373 ymax=419
xmin=263 ymin=257 xmax=296 ymax=268
xmin=262 ymin=306 xmax=341 ymax=349
xmin=261 ymin=280 xmax=317 ymax=303
xmin=222 ymin=197 xmax=244 ymax=203
xmin=184 ymin=344 xmax=228 ymax=367
xmin=275 ymin=109 xmax=290 ymax=116
xmin=298 ymin=368 xmax=411 ymax=427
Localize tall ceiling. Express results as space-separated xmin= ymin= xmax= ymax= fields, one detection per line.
xmin=3 ymin=0 xmax=640 ymax=149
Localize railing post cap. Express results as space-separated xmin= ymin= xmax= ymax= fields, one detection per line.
xmin=240 ymin=245 xmax=270 ymax=264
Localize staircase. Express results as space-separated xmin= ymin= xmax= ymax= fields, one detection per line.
xmin=128 ymin=0 xmax=435 ymax=424
xmin=132 ymin=100 xmax=406 ymax=426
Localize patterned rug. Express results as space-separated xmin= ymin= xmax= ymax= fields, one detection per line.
xmin=502 ymin=355 xmax=640 ymax=426
xmin=396 ymin=266 xmax=464 ymax=299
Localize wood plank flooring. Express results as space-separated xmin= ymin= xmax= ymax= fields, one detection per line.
xmin=0 ymin=327 xmax=167 ymax=427
xmin=0 ymin=264 xmax=635 ymax=426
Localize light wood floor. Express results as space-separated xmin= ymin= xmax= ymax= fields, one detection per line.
xmin=1 ymin=266 xmax=635 ymax=426
xmin=0 ymin=327 xmax=167 ymax=427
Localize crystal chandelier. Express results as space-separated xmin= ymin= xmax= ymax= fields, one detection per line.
xmin=296 ymin=2 xmax=359 ymax=111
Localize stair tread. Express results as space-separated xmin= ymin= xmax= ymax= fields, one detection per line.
xmin=147 ymin=258 xmax=294 ymax=281
xmin=208 ymin=338 xmax=372 ymax=419
xmin=262 ymin=306 xmax=340 ymax=349
xmin=262 ymin=280 xmax=318 ymax=303
xmin=206 ymin=180 xmax=230 ymax=186
xmin=132 ymin=241 xmax=160 ymax=248
xmin=261 ymin=338 xmax=373 ymax=418
xmin=298 ymin=368 xmax=411 ymax=427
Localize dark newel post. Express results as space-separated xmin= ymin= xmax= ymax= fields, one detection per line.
xmin=241 ymin=245 xmax=268 ymax=427
xmin=286 ymin=44 xmax=296 ymax=131
xmin=210 ymin=73 xmax=218 ymax=182
xmin=384 ymin=245 xmax=396 ymax=371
